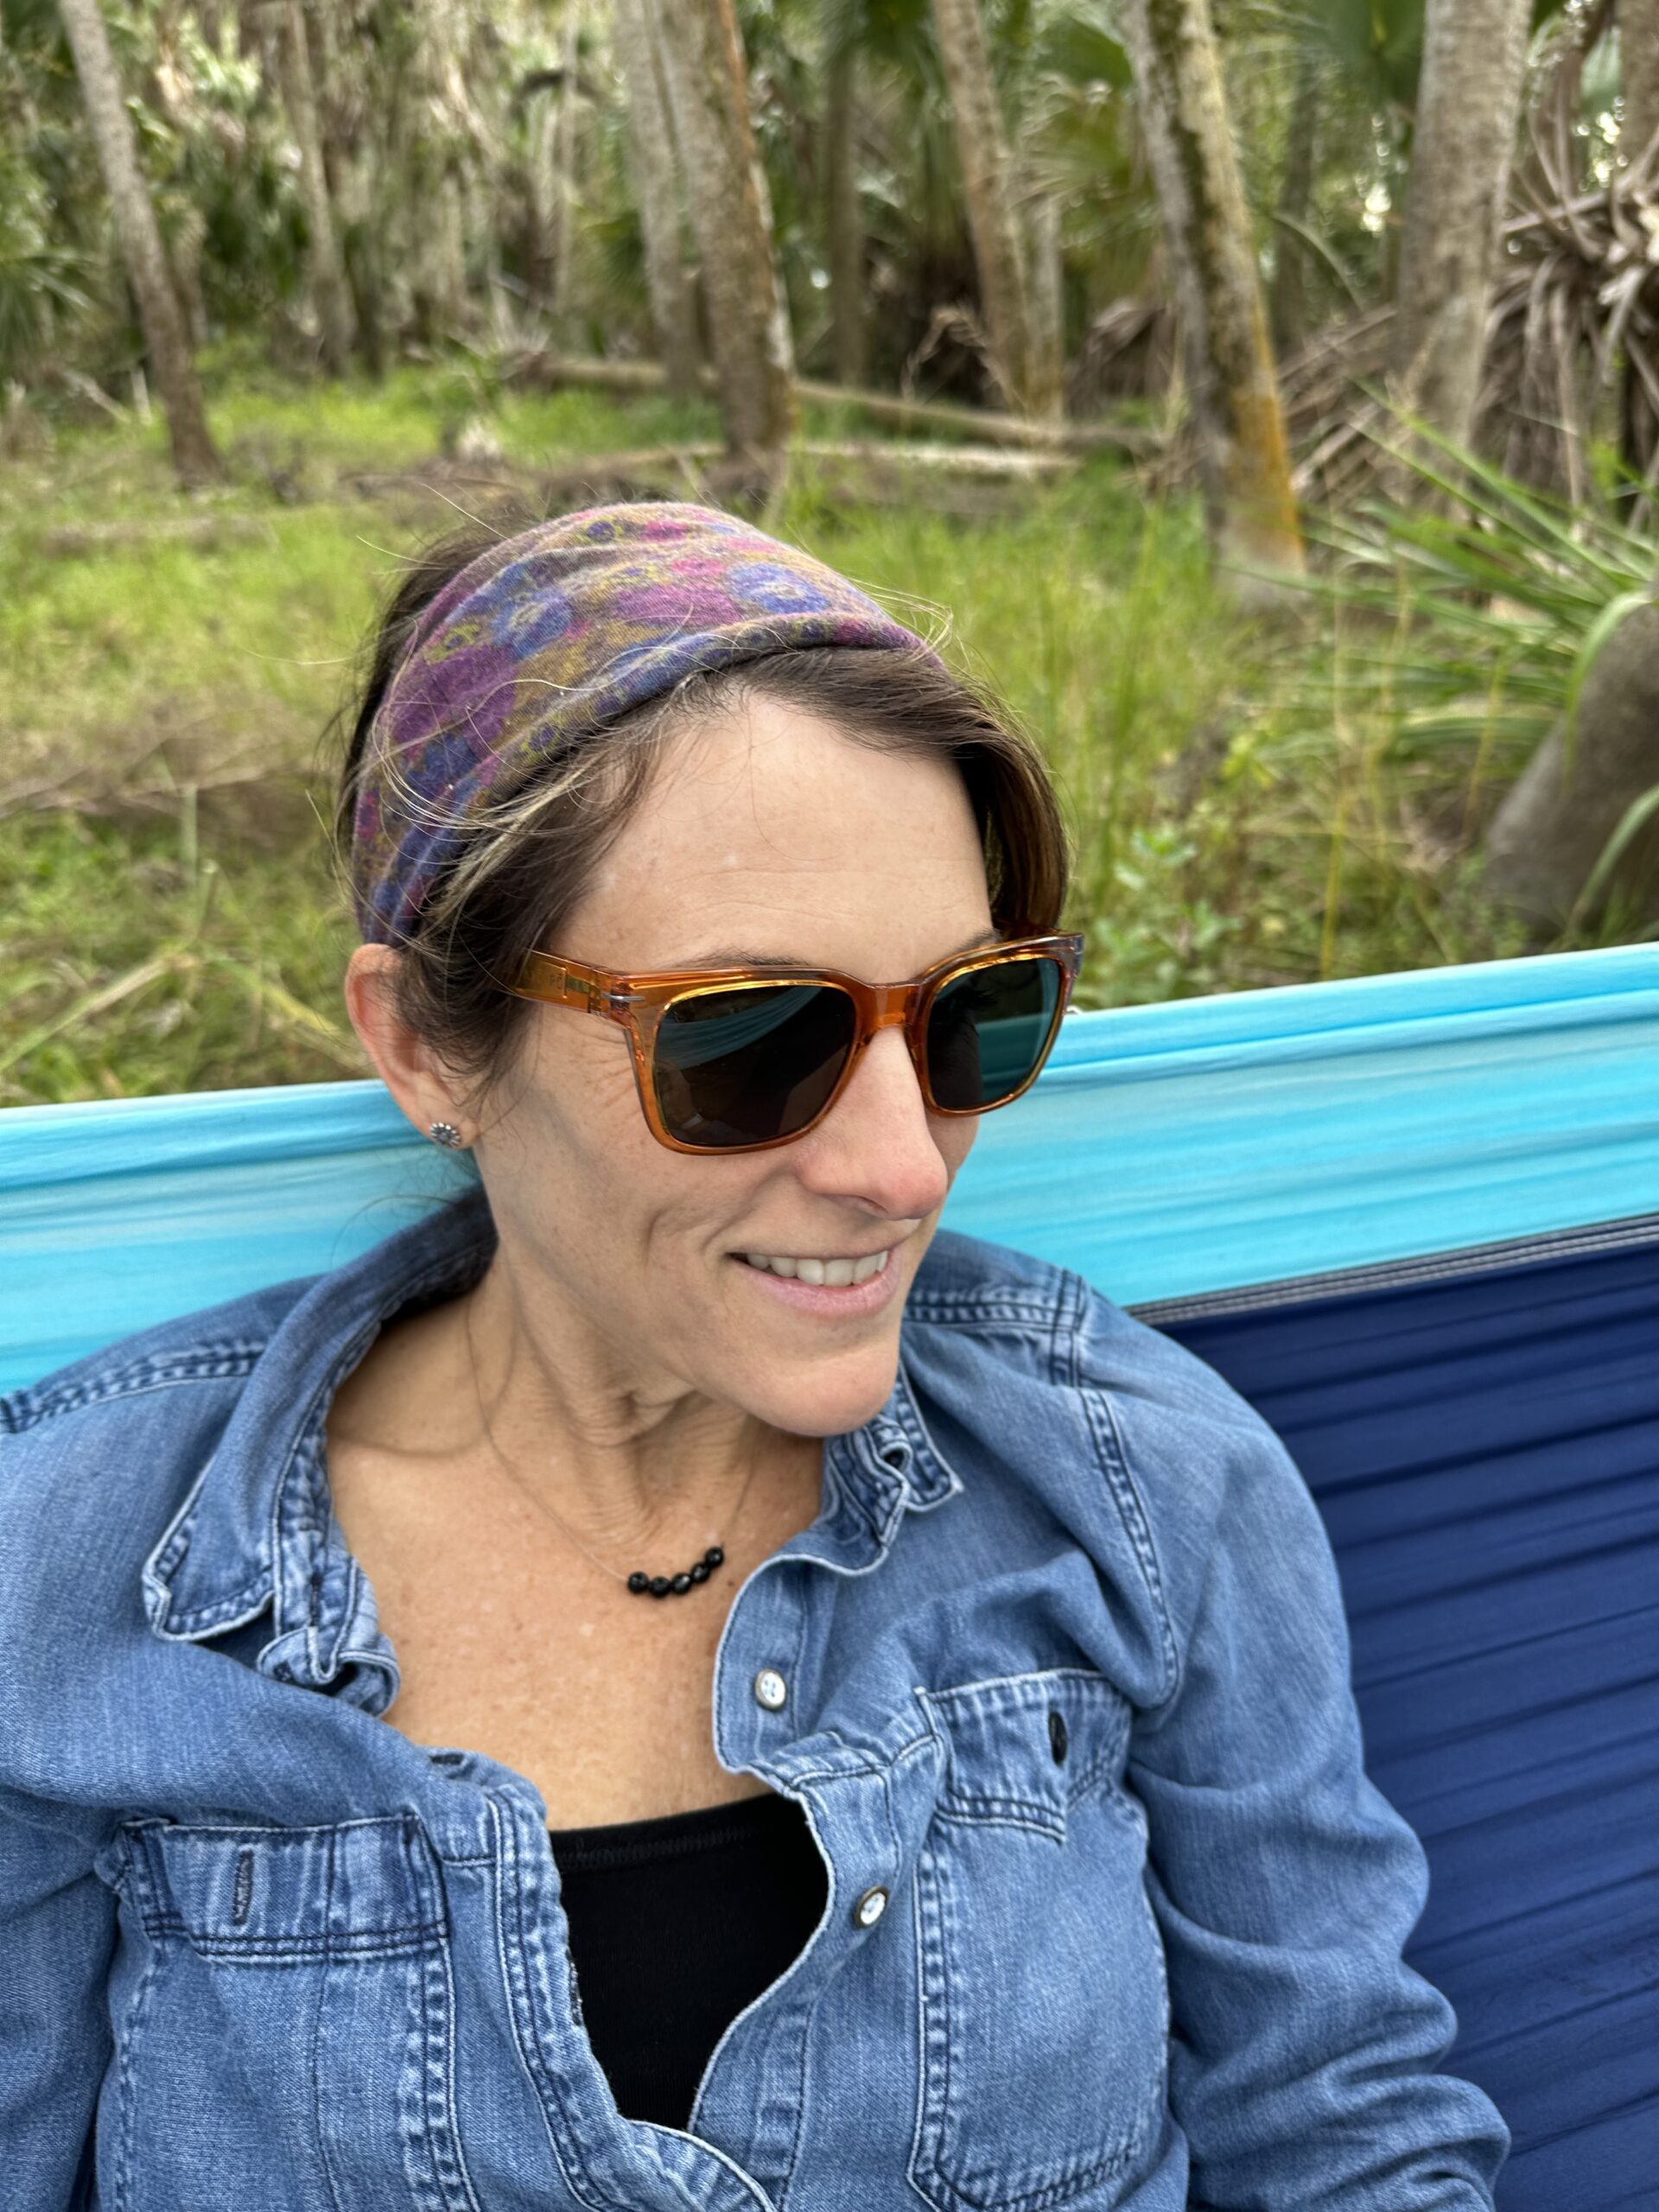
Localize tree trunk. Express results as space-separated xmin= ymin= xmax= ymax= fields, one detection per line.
xmin=397 ymin=0 xmax=473 ymax=346
xmin=1025 ymin=194 xmax=1065 ymax=421
xmin=550 ymin=6 xmax=582 ymax=321
xmin=1622 ymin=0 xmax=1659 ymax=163
xmin=1485 ymin=601 xmax=1659 ymax=924
xmin=654 ymin=0 xmax=795 ymax=485
xmin=825 ymin=40 xmax=866 ymax=387
xmin=1390 ymin=0 xmax=1532 ymax=449
xmin=615 ymin=0 xmax=700 ymax=396
xmin=310 ymin=0 xmax=387 ymax=376
xmin=1118 ymin=0 xmax=1302 ymax=585
xmin=55 ymin=0 xmax=223 ymax=486
xmin=929 ymin=0 xmax=1058 ymax=418
xmin=278 ymin=0 xmax=354 ymax=373
xmin=172 ymin=202 xmax=209 ymax=351
xmin=1269 ymin=36 xmax=1320 ymax=358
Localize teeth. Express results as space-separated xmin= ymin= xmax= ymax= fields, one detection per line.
xmin=743 ymin=1249 xmax=892 ymax=1285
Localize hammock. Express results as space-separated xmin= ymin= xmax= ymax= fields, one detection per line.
xmin=4 ymin=944 xmax=1657 ymax=2210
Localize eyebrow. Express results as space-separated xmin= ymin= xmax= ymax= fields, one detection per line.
xmin=683 ymin=928 xmax=1002 ymax=971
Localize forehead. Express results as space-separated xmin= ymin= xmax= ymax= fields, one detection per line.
xmin=574 ymin=696 xmax=993 ymax=972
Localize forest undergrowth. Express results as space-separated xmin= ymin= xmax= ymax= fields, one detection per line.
xmin=1 ymin=351 xmax=1553 ymax=1108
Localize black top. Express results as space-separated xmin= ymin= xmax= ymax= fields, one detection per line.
xmin=548 ymin=1789 xmax=829 ymax=2132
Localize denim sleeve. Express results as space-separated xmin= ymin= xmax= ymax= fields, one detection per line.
xmin=0 ymin=1789 xmax=115 ymax=2209
xmin=1098 ymin=1325 xmax=1511 ymax=2209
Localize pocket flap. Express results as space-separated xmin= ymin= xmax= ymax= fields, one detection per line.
xmin=921 ymin=1668 xmax=1130 ymax=1840
xmin=124 ymin=1814 xmax=444 ymax=1959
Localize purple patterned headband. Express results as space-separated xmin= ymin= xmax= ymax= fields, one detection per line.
xmin=350 ymin=500 xmax=940 ymax=945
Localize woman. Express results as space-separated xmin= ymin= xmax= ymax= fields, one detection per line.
xmin=0 ymin=501 xmax=1508 ymax=2209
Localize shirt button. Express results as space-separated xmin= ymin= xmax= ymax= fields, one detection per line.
xmin=852 ymin=1884 xmax=889 ymax=1929
xmin=753 ymin=1667 xmax=789 ymax=1712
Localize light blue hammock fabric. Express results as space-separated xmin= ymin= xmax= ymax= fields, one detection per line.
xmin=5 ymin=943 xmax=1659 ymax=1393
xmin=3 ymin=941 xmax=1659 ymax=2209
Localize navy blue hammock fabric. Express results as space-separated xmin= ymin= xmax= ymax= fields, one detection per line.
xmin=3 ymin=944 xmax=1657 ymax=2208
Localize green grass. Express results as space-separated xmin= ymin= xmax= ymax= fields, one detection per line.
xmin=0 ymin=359 xmax=1545 ymax=1106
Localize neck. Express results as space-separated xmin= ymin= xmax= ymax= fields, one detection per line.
xmin=451 ymin=1254 xmax=812 ymax=1562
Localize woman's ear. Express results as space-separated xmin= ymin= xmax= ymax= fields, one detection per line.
xmin=343 ymin=944 xmax=472 ymax=1145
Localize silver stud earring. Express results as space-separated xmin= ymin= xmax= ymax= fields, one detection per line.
xmin=428 ymin=1121 xmax=467 ymax=1149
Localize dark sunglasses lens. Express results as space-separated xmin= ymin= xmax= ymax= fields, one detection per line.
xmin=652 ymin=983 xmax=858 ymax=1149
xmin=925 ymin=957 xmax=1064 ymax=1110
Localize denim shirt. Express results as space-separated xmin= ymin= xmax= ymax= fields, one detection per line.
xmin=0 ymin=1185 xmax=1509 ymax=2212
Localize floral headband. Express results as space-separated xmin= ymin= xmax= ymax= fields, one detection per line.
xmin=349 ymin=500 xmax=939 ymax=945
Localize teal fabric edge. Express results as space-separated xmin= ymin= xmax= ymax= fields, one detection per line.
xmin=4 ymin=942 xmax=1659 ymax=1395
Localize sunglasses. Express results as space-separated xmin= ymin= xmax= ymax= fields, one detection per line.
xmin=507 ymin=931 xmax=1085 ymax=1155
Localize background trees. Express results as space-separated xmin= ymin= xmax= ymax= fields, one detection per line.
xmin=10 ymin=0 xmax=1659 ymax=950
xmin=1389 ymin=0 xmax=1535 ymax=450
xmin=53 ymin=0 xmax=223 ymax=485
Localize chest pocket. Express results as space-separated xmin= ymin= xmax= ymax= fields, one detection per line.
xmin=98 ymin=1815 xmax=477 ymax=2212
xmin=909 ymin=1669 xmax=1168 ymax=2212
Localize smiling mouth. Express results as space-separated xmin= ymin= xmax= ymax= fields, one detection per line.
xmin=735 ymin=1249 xmax=893 ymax=1287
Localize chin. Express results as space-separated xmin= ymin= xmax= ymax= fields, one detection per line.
xmin=747 ymin=1346 xmax=903 ymax=1440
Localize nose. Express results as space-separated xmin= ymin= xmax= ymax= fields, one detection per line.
xmin=793 ymin=1025 xmax=953 ymax=1222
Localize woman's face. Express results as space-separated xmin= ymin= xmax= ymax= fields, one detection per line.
xmin=472 ymin=693 xmax=996 ymax=1442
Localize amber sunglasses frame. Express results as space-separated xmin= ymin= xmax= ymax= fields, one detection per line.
xmin=508 ymin=931 xmax=1085 ymax=1156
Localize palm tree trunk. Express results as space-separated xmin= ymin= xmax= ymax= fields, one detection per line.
xmin=1118 ymin=0 xmax=1302 ymax=583
xmin=615 ymin=0 xmax=700 ymax=396
xmin=398 ymin=0 xmax=473 ymax=345
xmin=1025 ymin=194 xmax=1065 ymax=421
xmin=278 ymin=0 xmax=354 ymax=374
xmin=654 ymin=0 xmax=794 ymax=483
xmin=1269 ymin=35 xmax=1320 ymax=358
xmin=55 ymin=0 xmax=223 ymax=486
xmin=1391 ymin=0 xmax=1532 ymax=448
xmin=929 ymin=0 xmax=1057 ymax=417
xmin=524 ymin=86 xmax=560 ymax=315
xmin=550 ymin=6 xmax=582 ymax=321
xmin=1621 ymin=0 xmax=1659 ymax=162
xmin=825 ymin=40 xmax=866 ymax=387
xmin=309 ymin=0 xmax=386 ymax=376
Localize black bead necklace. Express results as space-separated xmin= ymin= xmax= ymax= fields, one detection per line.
xmin=464 ymin=1300 xmax=757 ymax=1600
xmin=626 ymin=1549 xmax=725 ymax=1600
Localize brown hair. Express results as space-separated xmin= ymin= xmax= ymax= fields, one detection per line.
xmin=333 ymin=509 xmax=1073 ymax=1114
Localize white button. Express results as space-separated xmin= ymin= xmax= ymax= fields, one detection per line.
xmin=852 ymin=1885 xmax=888 ymax=1929
xmin=753 ymin=1667 xmax=788 ymax=1712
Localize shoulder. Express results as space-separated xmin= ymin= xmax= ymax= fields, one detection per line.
xmin=908 ymin=1224 xmax=1283 ymax=1481
xmin=906 ymin=1227 xmax=1323 ymax=1690
xmin=0 ymin=1272 xmax=316 ymax=1439
xmin=0 ymin=1274 xmax=315 ymax=1625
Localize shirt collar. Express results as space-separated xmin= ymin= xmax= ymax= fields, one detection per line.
xmin=143 ymin=1184 xmax=962 ymax=1694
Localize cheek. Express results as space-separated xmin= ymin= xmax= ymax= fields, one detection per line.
xmin=513 ymin=1027 xmax=734 ymax=1265
xmin=935 ymin=1110 xmax=979 ymax=1181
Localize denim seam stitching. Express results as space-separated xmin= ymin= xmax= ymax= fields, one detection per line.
xmin=413 ymin=1834 xmax=483 ymax=2212
xmin=1060 ymin=1268 xmax=1178 ymax=1704
xmin=3 ymin=1340 xmax=269 ymax=1429
xmin=309 ymin=1872 xmax=347 ymax=2212
xmin=486 ymin=1794 xmax=620 ymax=2212
xmin=114 ymin=1896 xmax=162 ymax=2212
xmin=928 ymin=1804 xmax=1064 ymax=1844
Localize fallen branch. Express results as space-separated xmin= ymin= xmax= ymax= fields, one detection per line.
xmin=48 ymin=365 xmax=128 ymax=422
xmin=798 ymin=438 xmax=1071 ymax=477
xmin=342 ymin=438 xmax=1078 ymax=519
xmin=503 ymin=350 xmax=1154 ymax=457
xmin=38 ymin=514 xmax=276 ymax=556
